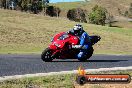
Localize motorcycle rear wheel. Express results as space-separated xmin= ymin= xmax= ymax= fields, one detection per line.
xmin=41 ymin=48 xmax=55 ymax=62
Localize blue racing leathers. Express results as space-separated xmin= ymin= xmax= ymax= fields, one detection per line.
xmin=77 ymin=32 xmax=91 ymax=59
xmin=67 ymin=29 xmax=91 ymax=59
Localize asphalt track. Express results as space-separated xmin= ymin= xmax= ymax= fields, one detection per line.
xmin=0 ymin=54 xmax=132 ymax=76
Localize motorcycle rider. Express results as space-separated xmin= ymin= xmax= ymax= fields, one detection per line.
xmin=67 ymin=24 xmax=92 ymax=60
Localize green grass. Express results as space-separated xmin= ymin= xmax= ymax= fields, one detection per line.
xmin=49 ymin=0 xmax=132 ymax=14
xmin=49 ymin=1 xmax=85 ymax=10
xmin=110 ymin=21 xmax=132 ymax=29
xmin=0 ymin=70 xmax=132 ymax=88
xmin=50 ymin=0 xmax=132 ymax=29
xmin=0 ymin=74 xmax=75 ymax=88
xmin=0 ymin=9 xmax=132 ymax=54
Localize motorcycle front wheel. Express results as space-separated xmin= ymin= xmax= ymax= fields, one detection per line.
xmin=41 ymin=48 xmax=55 ymax=62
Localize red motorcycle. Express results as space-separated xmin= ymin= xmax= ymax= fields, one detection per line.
xmin=41 ymin=32 xmax=101 ymax=62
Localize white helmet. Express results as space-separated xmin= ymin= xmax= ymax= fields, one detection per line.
xmin=73 ymin=24 xmax=83 ymax=31
xmin=73 ymin=24 xmax=84 ymax=35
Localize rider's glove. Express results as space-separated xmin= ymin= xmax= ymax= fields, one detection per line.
xmin=81 ymin=45 xmax=89 ymax=49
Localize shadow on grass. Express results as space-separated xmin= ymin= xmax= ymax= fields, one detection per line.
xmin=110 ymin=25 xmax=123 ymax=28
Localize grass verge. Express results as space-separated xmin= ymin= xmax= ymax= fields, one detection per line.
xmin=0 ymin=70 xmax=132 ymax=88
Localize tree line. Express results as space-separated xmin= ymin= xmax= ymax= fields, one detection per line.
xmin=2 ymin=1 xmax=131 ymax=26
xmin=0 ymin=1 xmax=111 ymax=26
xmin=0 ymin=0 xmax=49 ymax=14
